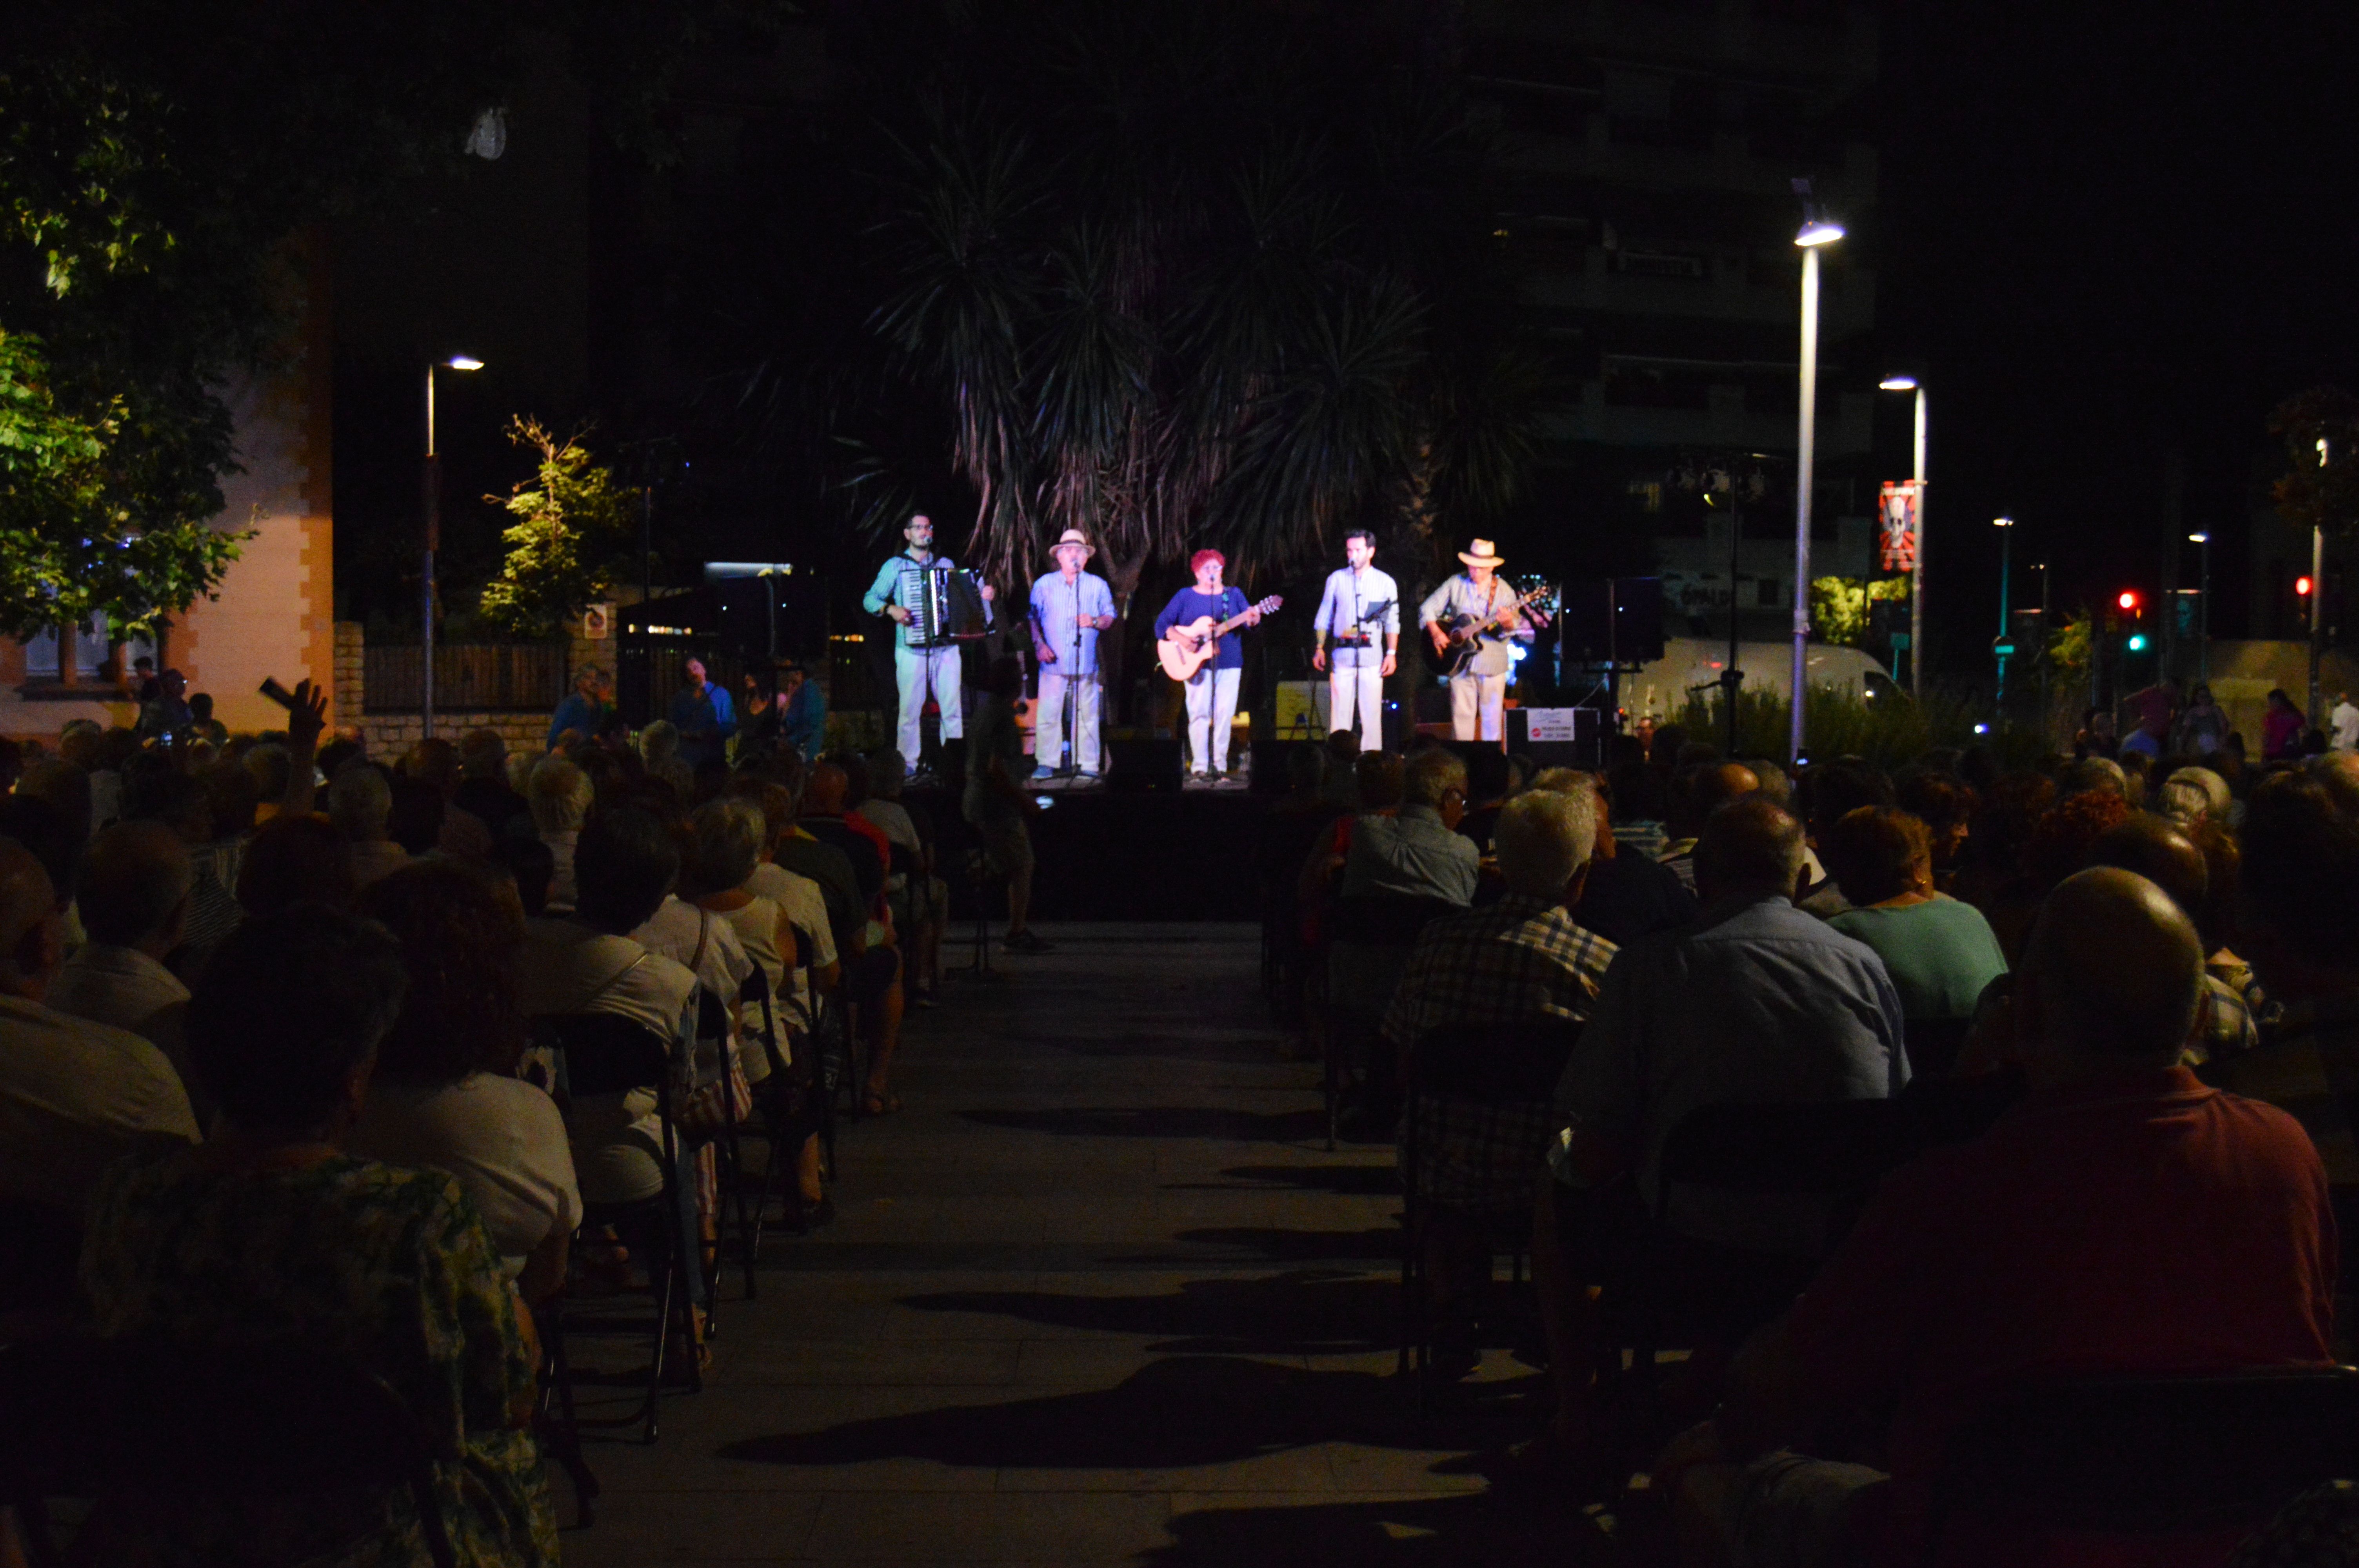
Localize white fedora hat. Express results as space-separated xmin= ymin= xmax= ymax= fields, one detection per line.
xmin=1457 ymin=537 xmax=1505 ymax=568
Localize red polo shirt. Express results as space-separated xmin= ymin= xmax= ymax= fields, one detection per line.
xmin=1782 ymin=1067 xmax=2336 ymax=1568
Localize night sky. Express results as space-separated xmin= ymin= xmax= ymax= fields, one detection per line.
xmin=1875 ymin=0 xmax=2359 ymax=661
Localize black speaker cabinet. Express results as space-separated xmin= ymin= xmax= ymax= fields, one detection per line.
xmin=1107 ymin=735 xmax=1184 ymax=793
xmin=1251 ymin=739 xmax=1316 ymax=795
xmin=1560 ymin=577 xmax=1665 ymax=665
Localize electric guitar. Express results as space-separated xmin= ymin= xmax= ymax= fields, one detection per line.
xmin=1157 ymin=596 xmax=1283 ymax=681
xmin=1423 ymin=583 xmax=1558 ymax=677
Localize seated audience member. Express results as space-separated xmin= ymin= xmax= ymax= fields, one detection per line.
xmin=1795 ymin=759 xmax=1894 ymax=916
xmin=731 ymin=779 xmax=843 ymax=1040
xmin=1383 ymin=788 xmax=1618 ymax=1374
xmin=1298 ymin=750 xmax=1407 ymax=916
xmin=755 ymin=765 xmax=863 ymax=947
xmin=346 ymin=861 xmax=580 ymax=1303
xmin=866 ymin=750 xmax=945 ymax=1007
xmin=20 ymin=755 xmax=96 ymax=849
xmin=495 ymin=835 xmax=555 ymax=919
xmin=1341 ymin=747 xmax=1479 ymax=906
xmin=329 ymin=766 xmax=410 ymax=887
xmin=1821 ymin=806 xmax=2008 ymax=1072
xmin=0 ymin=837 xmax=200 ymax=1217
xmin=1528 ymin=798 xmax=1906 ymax=1466
xmin=1454 ymin=746 xmax=1516 ymax=856
xmin=455 ymin=728 xmax=533 ymax=840
xmin=402 ymin=736 xmax=493 ymax=858
xmin=1658 ymin=762 xmax=1761 ymax=893
xmin=1657 ymin=869 xmax=2335 ymax=1568
xmin=386 ymin=775 xmax=448 ymax=858
xmin=638 ymin=719 xmax=694 ymax=799
xmin=1892 ymin=768 xmax=1977 ymax=888
xmin=961 ymin=659 xmax=1055 ymax=955
xmin=49 ymin=822 xmax=199 ymax=1104
xmin=516 ymin=809 xmax=699 ymax=1212
xmin=82 ymin=907 xmax=557 ymax=1566
xmin=2086 ymin=813 xmax=2259 ymax=1064
xmin=1542 ymin=769 xmax=1697 ymax=947
xmin=236 ymin=815 xmax=356 ymax=918
xmin=2215 ymin=769 xmax=2359 ymax=1295
xmin=526 ymin=756 xmax=593 ymax=914
xmin=680 ymin=798 xmax=831 ymax=1223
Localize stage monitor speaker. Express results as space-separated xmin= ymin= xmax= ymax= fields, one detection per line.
xmin=1107 ymin=735 xmax=1183 ymax=793
xmin=1510 ymin=705 xmax=1603 ymax=767
xmin=1559 ymin=577 xmax=1665 ymax=665
xmin=1251 ymin=739 xmax=1316 ymax=796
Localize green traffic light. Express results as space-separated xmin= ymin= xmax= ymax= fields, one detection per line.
xmin=2127 ymin=634 xmax=2148 ymax=652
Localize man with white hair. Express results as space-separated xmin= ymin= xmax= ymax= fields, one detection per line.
xmin=1028 ymin=528 xmax=1116 ymax=779
xmin=1381 ymin=786 xmax=1619 ymax=1377
xmin=0 ymin=837 xmax=200 ymax=1216
xmin=327 ymin=765 xmax=409 ymax=887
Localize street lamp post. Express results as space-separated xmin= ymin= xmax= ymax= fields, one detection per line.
xmin=2188 ymin=532 xmax=2212 ymax=684
xmin=423 ymin=356 xmax=484 ymax=740
xmin=1879 ymin=376 xmax=1928 ymax=701
xmin=2313 ymin=440 xmax=2330 ymax=730
xmin=1789 ymin=193 xmax=1843 ymax=766
xmin=1993 ymin=517 xmax=2015 ymax=710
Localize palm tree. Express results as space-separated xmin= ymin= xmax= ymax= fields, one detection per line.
xmin=862 ymin=0 xmax=1540 ymax=608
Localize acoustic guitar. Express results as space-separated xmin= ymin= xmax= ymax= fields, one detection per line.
xmin=1157 ymin=596 xmax=1283 ymax=681
xmin=1423 ymin=582 xmax=1558 ymax=677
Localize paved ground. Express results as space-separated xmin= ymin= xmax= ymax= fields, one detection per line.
xmin=557 ymin=923 xmax=1621 ymax=1566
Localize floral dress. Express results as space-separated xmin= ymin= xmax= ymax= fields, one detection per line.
xmin=79 ymin=1148 xmax=560 ymax=1567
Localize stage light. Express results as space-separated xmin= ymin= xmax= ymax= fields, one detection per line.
xmin=1795 ymin=218 xmax=1845 ymax=247
xmin=1973 ymin=723 xmax=1990 ymax=735
xmin=445 ymin=356 xmax=484 ymax=372
xmin=1878 ymin=375 xmax=1918 ymax=391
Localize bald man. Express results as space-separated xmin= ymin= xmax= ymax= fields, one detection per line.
xmin=1658 ymin=762 xmax=1759 ymax=893
xmin=1659 ymin=868 xmax=2335 ymax=1568
xmin=2086 ymin=812 xmax=2258 ymax=1063
xmin=0 ymin=837 xmax=200 ymax=1216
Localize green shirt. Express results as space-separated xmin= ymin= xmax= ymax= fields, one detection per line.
xmin=1827 ymin=895 xmax=2009 ymax=1024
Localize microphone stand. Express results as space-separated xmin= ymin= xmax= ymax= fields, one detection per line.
xmin=1067 ymin=575 xmax=1083 ymax=780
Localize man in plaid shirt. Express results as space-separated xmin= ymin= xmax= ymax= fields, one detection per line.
xmin=1385 ymin=783 xmax=1617 ymax=1375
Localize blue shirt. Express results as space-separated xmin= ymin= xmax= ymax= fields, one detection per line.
xmin=1555 ymin=891 xmax=1907 ymax=1254
xmin=1029 ymin=570 xmax=1117 ymax=677
xmin=548 ymin=692 xmax=603 ymax=750
xmin=1154 ymin=586 xmax=1250 ymax=671
xmin=667 ymin=681 xmax=736 ymax=768
xmin=780 ymin=681 xmax=825 ymax=761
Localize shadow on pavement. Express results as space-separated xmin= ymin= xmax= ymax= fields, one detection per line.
xmin=962 ymin=1105 xmax=1331 ymax=1141
xmin=1167 ymin=1225 xmax=1403 ymax=1262
xmin=902 ymin=1269 xmax=1396 ymax=1354
xmin=1151 ymin=1488 xmax=1623 ymax=1567
xmin=718 ymin=1354 xmax=1543 ymax=1471
xmin=1160 ymin=1163 xmax=1402 ymax=1196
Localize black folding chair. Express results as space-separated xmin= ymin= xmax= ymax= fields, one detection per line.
xmin=691 ymin=985 xmax=757 ymax=1307
xmin=1322 ymin=893 xmax=1462 ymax=1148
xmin=543 ymin=1011 xmax=700 ymax=1445
xmin=1396 ymin=1019 xmax=1583 ymax=1416
xmin=0 ymin=1338 xmax=458 ymax=1568
xmin=1927 ymin=1367 xmax=2359 ymax=1560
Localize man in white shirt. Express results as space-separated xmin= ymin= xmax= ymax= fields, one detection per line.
xmin=1028 ymin=528 xmax=1118 ymax=778
xmin=1312 ymin=530 xmax=1400 ymax=752
xmin=48 ymin=821 xmax=198 ymax=1104
xmin=0 ymin=837 xmax=200 ymax=1216
xmin=1419 ymin=538 xmax=1535 ymax=746
xmin=2332 ymin=691 xmax=2359 ymax=752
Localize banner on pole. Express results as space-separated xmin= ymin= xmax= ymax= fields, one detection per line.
xmin=1877 ymin=481 xmax=1921 ymax=572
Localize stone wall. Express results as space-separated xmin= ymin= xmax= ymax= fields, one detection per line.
xmin=360 ymin=710 xmax=548 ymax=758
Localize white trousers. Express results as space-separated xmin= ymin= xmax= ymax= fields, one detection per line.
xmin=1328 ymin=662 xmax=1385 ymax=750
xmin=895 ymin=643 xmax=965 ymax=768
xmin=1035 ymin=669 xmax=1101 ymax=774
xmin=1183 ymin=665 xmax=1241 ymax=773
xmin=1449 ymin=671 xmax=1507 ymax=743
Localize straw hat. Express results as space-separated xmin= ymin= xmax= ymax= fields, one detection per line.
xmin=1052 ymin=528 xmax=1094 ymax=559
xmin=1457 ymin=537 xmax=1505 ymax=568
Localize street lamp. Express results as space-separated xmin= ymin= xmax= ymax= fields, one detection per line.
xmin=2188 ymin=532 xmax=2212 ymax=682
xmin=2312 ymin=441 xmax=2330 ymax=728
xmin=424 ymin=355 xmax=484 ymax=739
xmin=1879 ymin=376 xmax=1928 ymax=702
xmin=1789 ymin=182 xmax=1843 ymax=766
xmin=1992 ymin=517 xmax=2015 ymax=710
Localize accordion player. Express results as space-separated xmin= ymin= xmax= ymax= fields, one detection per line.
xmin=897 ymin=562 xmax=990 ymax=646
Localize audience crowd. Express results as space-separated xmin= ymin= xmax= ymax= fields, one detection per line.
xmin=0 ymin=671 xmax=993 ymax=1563
xmin=1268 ymin=715 xmax=2359 ymax=1568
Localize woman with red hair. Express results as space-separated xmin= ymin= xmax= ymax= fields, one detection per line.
xmin=1152 ymin=550 xmax=1263 ymax=781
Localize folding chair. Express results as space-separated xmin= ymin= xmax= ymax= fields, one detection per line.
xmin=1323 ymin=893 xmax=1461 ymax=1147
xmin=1927 ymin=1367 xmax=2359 ymax=1561
xmin=1396 ymin=1019 xmax=1583 ymax=1417
xmin=0 ymin=1338 xmax=458 ymax=1568
xmin=544 ymin=1012 xmax=700 ymax=1445
xmin=691 ymin=985 xmax=756 ymax=1307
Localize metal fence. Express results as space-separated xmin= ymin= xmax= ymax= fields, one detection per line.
xmin=363 ymin=644 xmax=568 ymax=713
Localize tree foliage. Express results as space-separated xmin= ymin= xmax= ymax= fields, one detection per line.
xmin=478 ymin=419 xmax=638 ymax=640
xmin=730 ymin=0 xmax=1539 ymax=603
xmin=1809 ymin=575 xmax=1909 ymax=648
xmin=2270 ymin=386 xmax=2359 ymax=538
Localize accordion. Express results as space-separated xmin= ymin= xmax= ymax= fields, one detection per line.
xmin=898 ymin=562 xmax=988 ymax=646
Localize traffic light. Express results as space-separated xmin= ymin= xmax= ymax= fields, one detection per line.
xmin=2127 ymin=633 xmax=2148 ymax=652
xmin=2298 ymin=574 xmax=2315 ymax=598
xmin=2117 ymin=590 xmax=2140 ymax=612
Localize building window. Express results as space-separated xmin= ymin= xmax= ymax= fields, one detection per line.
xmin=22 ymin=615 xmax=134 ymax=681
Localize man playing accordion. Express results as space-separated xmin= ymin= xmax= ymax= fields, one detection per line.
xmin=863 ymin=514 xmax=996 ymax=780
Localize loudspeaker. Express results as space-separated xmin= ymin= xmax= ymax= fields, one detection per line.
xmin=1107 ymin=735 xmax=1183 ymax=793
xmin=1560 ymin=577 xmax=1665 ymax=665
xmin=1251 ymin=739 xmax=1316 ymax=795
xmin=1511 ymin=705 xmax=1604 ymax=768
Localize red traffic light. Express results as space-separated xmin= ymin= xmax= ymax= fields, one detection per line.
xmin=2299 ymin=575 xmax=2316 ymax=597
xmin=2117 ymin=590 xmax=2140 ymax=612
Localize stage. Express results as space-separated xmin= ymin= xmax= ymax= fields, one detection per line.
xmin=906 ymin=777 xmax=1270 ymax=922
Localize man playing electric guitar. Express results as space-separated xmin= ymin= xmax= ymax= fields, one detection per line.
xmin=1418 ymin=537 xmax=1536 ymax=746
xmin=1152 ymin=549 xmax=1269 ymax=782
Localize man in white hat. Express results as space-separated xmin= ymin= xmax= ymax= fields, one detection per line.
xmin=1312 ymin=528 xmax=1399 ymax=751
xmin=1028 ymin=528 xmax=1118 ymax=777
xmin=1419 ymin=537 xmax=1532 ymax=745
